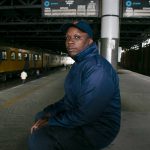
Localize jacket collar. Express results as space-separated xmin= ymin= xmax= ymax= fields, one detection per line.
xmin=73 ymin=42 xmax=98 ymax=62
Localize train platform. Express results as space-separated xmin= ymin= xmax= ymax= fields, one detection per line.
xmin=0 ymin=68 xmax=150 ymax=150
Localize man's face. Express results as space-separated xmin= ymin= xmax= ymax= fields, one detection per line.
xmin=65 ymin=27 xmax=93 ymax=57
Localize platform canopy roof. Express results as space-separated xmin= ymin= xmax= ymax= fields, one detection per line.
xmin=0 ymin=0 xmax=150 ymax=53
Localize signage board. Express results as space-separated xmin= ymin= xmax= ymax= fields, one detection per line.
xmin=123 ymin=0 xmax=150 ymax=17
xmin=42 ymin=0 xmax=99 ymax=17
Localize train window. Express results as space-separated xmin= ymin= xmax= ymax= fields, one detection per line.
xmin=18 ymin=52 xmax=22 ymax=60
xmin=24 ymin=53 xmax=29 ymax=61
xmin=34 ymin=54 xmax=38 ymax=61
xmin=24 ymin=53 xmax=28 ymax=58
xmin=29 ymin=54 xmax=32 ymax=61
xmin=0 ymin=51 xmax=7 ymax=60
xmin=39 ymin=55 xmax=42 ymax=60
xmin=32 ymin=54 xmax=34 ymax=60
xmin=11 ymin=52 xmax=16 ymax=60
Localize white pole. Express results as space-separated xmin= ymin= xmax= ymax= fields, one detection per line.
xmin=101 ymin=0 xmax=120 ymax=70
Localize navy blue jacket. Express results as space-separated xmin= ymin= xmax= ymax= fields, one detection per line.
xmin=38 ymin=43 xmax=121 ymax=148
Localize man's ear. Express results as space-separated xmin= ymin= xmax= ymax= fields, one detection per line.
xmin=89 ymin=38 xmax=93 ymax=45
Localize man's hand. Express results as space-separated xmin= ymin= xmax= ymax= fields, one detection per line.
xmin=31 ymin=119 xmax=48 ymax=134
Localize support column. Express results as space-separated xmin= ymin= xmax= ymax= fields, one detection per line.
xmin=101 ymin=0 xmax=120 ymax=70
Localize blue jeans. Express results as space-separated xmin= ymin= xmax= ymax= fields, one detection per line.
xmin=28 ymin=125 xmax=96 ymax=150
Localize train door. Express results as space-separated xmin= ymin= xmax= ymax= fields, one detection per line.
xmin=24 ymin=53 xmax=29 ymax=71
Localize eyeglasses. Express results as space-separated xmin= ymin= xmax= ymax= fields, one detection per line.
xmin=65 ymin=34 xmax=89 ymax=41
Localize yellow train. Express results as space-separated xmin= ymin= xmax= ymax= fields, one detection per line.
xmin=0 ymin=46 xmax=74 ymax=81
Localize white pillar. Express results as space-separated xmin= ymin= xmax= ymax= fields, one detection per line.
xmin=101 ymin=0 xmax=120 ymax=70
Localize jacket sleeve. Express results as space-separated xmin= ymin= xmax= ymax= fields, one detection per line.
xmin=48 ymin=66 xmax=116 ymax=128
xmin=34 ymin=95 xmax=68 ymax=121
xmin=43 ymin=95 xmax=68 ymax=117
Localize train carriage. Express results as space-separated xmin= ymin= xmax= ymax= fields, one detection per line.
xmin=0 ymin=46 xmax=74 ymax=81
xmin=0 ymin=47 xmax=29 ymax=80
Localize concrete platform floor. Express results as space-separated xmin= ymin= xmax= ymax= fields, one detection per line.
xmin=0 ymin=69 xmax=150 ymax=150
xmin=104 ymin=69 xmax=150 ymax=150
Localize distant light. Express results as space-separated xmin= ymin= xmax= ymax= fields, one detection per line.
xmin=131 ymin=44 xmax=139 ymax=50
xmin=142 ymin=38 xmax=150 ymax=47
